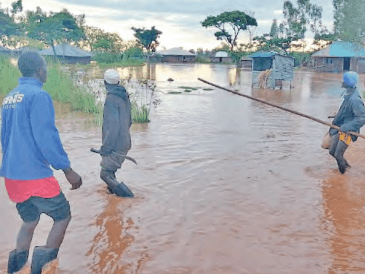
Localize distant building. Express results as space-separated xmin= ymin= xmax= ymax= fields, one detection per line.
xmin=39 ymin=44 xmax=92 ymax=64
xmin=240 ymin=56 xmax=252 ymax=70
xmin=251 ymin=51 xmax=295 ymax=89
xmin=210 ymin=51 xmax=233 ymax=63
xmin=156 ymin=48 xmax=196 ymax=63
xmin=311 ymin=41 xmax=365 ymax=74
xmin=12 ymin=46 xmax=40 ymax=57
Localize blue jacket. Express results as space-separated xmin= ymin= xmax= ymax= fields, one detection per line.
xmin=329 ymin=88 xmax=365 ymax=142
xmin=0 ymin=78 xmax=70 ymax=180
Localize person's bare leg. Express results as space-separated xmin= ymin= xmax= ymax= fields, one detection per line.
xmin=16 ymin=220 xmax=39 ymax=251
xmin=45 ymin=215 xmax=71 ymax=249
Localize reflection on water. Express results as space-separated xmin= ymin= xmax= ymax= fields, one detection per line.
xmin=321 ymin=140 xmax=365 ymax=274
xmin=86 ymin=196 xmax=142 ymax=274
xmin=0 ymin=64 xmax=364 ymax=273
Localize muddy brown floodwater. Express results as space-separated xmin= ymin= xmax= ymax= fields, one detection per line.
xmin=0 ymin=64 xmax=365 ymax=274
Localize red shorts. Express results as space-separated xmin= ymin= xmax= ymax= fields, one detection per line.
xmin=4 ymin=177 xmax=61 ymax=203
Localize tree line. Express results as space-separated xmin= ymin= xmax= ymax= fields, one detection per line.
xmin=0 ymin=0 xmax=162 ymax=61
xmin=1 ymin=0 xmax=364 ymax=63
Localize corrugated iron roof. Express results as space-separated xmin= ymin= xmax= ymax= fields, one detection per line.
xmin=215 ymin=51 xmax=229 ymax=58
xmin=39 ymin=44 xmax=91 ymax=57
xmin=156 ymin=47 xmax=196 ymax=56
xmin=312 ymin=41 xmax=364 ymax=57
xmin=250 ymin=51 xmax=276 ymax=58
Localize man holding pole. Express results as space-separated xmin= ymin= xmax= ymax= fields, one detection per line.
xmin=328 ymin=71 xmax=365 ymax=174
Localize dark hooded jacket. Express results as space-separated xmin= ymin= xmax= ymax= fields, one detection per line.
xmin=100 ymin=83 xmax=132 ymax=155
xmin=329 ymin=88 xmax=365 ymax=142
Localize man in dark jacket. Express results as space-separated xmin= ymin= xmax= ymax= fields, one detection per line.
xmin=329 ymin=71 xmax=365 ymax=174
xmin=99 ymin=69 xmax=134 ymax=197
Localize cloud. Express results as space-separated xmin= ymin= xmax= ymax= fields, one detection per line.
xmin=0 ymin=0 xmax=336 ymax=50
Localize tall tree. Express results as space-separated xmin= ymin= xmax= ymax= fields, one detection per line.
xmin=10 ymin=0 xmax=22 ymax=17
xmin=83 ymin=26 xmax=105 ymax=51
xmin=253 ymin=0 xmax=324 ymax=53
xmin=92 ymin=32 xmax=123 ymax=53
xmin=246 ymin=11 xmax=257 ymax=44
xmin=0 ymin=3 xmax=19 ymax=45
xmin=332 ymin=0 xmax=365 ymax=44
xmin=269 ymin=19 xmax=279 ymax=38
xmin=201 ymin=10 xmax=257 ymax=50
xmin=131 ymin=26 xmax=162 ymax=52
xmin=26 ymin=7 xmax=85 ymax=57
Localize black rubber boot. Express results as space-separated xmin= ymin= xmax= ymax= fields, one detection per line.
xmin=31 ymin=246 xmax=59 ymax=274
xmin=7 ymin=249 xmax=29 ymax=273
xmin=113 ymin=182 xmax=134 ymax=198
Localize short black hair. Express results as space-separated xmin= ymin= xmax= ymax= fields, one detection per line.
xmin=18 ymin=52 xmax=46 ymax=77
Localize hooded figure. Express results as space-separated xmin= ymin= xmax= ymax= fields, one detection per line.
xmin=99 ymin=69 xmax=134 ymax=197
xmin=329 ymin=71 xmax=365 ymax=174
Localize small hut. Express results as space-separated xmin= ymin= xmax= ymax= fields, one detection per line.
xmin=251 ymin=51 xmax=294 ymax=89
xmin=39 ymin=44 xmax=92 ymax=64
xmin=210 ymin=51 xmax=233 ymax=63
xmin=311 ymin=41 xmax=365 ymax=74
xmin=156 ymin=48 xmax=196 ymax=63
xmin=240 ymin=55 xmax=252 ymax=70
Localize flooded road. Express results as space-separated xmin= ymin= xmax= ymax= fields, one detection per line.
xmin=0 ymin=64 xmax=365 ymax=273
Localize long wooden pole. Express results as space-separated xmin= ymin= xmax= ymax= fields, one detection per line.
xmin=197 ymin=78 xmax=365 ymax=139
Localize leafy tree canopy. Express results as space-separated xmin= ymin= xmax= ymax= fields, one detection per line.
xmin=201 ymin=10 xmax=257 ymax=50
xmin=131 ymin=26 xmax=162 ymax=52
xmin=26 ymin=7 xmax=85 ymax=56
xmin=332 ymin=0 xmax=364 ymax=44
xmin=0 ymin=3 xmax=20 ymax=44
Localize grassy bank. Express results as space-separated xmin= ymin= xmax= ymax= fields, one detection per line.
xmin=0 ymin=56 xmax=102 ymax=123
xmin=0 ymin=57 xmax=21 ymax=97
xmin=1 ymin=57 xmax=158 ymax=125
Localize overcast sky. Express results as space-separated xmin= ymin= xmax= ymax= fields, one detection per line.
xmin=1 ymin=0 xmax=340 ymax=50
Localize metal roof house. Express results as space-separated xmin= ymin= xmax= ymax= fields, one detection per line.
xmin=311 ymin=41 xmax=365 ymax=74
xmin=240 ymin=55 xmax=252 ymax=70
xmin=210 ymin=51 xmax=233 ymax=63
xmin=251 ymin=51 xmax=295 ymax=89
xmin=39 ymin=44 xmax=92 ymax=64
xmin=155 ymin=48 xmax=196 ymax=63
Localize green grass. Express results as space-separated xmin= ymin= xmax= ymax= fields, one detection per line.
xmin=0 ymin=57 xmax=102 ymax=118
xmin=168 ymin=91 xmax=182 ymax=94
xmin=44 ymin=64 xmax=101 ymax=114
xmin=178 ymin=86 xmax=198 ymax=90
xmin=0 ymin=57 xmax=21 ymax=97
xmin=184 ymin=89 xmax=192 ymax=92
xmin=203 ymin=88 xmax=213 ymax=91
xmin=131 ymin=101 xmax=150 ymax=123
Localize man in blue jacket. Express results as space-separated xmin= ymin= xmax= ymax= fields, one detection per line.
xmin=329 ymin=71 xmax=365 ymax=174
xmin=1 ymin=52 xmax=82 ymax=273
